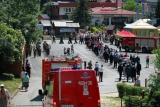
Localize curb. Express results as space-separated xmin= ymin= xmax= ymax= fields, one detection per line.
xmin=10 ymin=84 xmax=21 ymax=99
xmin=100 ymin=92 xmax=119 ymax=97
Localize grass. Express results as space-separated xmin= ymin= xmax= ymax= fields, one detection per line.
xmin=0 ymin=78 xmax=21 ymax=97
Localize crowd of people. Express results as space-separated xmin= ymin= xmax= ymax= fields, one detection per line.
xmin=75 ymin=31 xmax=144 ymax=86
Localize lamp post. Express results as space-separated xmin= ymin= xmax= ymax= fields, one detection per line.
xmin=121 ymin=2 xmax=123 ymax=28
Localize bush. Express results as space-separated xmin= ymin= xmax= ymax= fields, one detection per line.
xmin=1 ymin=73 xmax=14 ymax=80
xmin=123 ymin=96 xmax=141 ymax=107
xmin=150 ymin=90 xmax=160 ymax=107
xmin=117 ymin=83 xmax=126 ymax=98
xmin=117 ymin=83 xmax=148 ymax=97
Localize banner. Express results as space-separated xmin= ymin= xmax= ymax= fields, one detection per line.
xmin=142 ymin=4 xmax=145 ymax=15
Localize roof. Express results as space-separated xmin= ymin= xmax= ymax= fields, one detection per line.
xmin=116 ymin=30 xmax=137 ymax=38
xmin=52 ymin=20 xmax=80 ymax=27
xmin=39 ymin=14 xmax=50 ymax=19
xmin=66 ymin=23 xmax=80 ymax=27
xmin=91 ymin=7 xmax=137 ymax=15
xmin=58 ymin=2 xmax=117 ymax=8
xmin=53 ymin=21 xmax=66 ymax=27
xmin=106 ymin=25 xmax=115 ymax=30
xmin=124 ymin=19 xmax=157 ymax=29
xmin=40 ymin=20 xmax=52 ymax=26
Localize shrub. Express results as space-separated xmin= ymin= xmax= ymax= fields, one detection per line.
xmin=117 ymin=83 xmax=126 ymax=98
xmin=2 ymin=73 xmax=14 ymax=80
xmin=117 ymin=83 xmax=148 ymax=97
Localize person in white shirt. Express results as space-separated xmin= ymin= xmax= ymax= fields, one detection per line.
xmin=94 ymin=62 xmax=100 ymax=76
xmin=99 ymin=65 xmax=105 ymax=82
xmin=20 ymin=70 xmax=26 ymax=89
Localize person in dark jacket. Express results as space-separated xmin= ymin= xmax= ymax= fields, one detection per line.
xmin=125 ymin=64 xmax=131 ymax=82
xmin=113 ymin=54 xmax=118 ymax=68
xmin=109 ymin=53 xmax=113 ymax=65
xmin=136 ymin=61 xmax=141 ymax=76
xmin=103 ymin=51 xmax=108 ymax=63
xmin=118 ymin=63 xmax=123 ymax=81
xmin=131 ymin=64 xmax=136 ymax=82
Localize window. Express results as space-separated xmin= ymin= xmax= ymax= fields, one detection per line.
xmin=47 ymin=81 xmax=54 ymax=97
xmin=69 ymin=8 xmax=71 ymax=12
xmin=66 ymin=8 xmax=68 ymax=12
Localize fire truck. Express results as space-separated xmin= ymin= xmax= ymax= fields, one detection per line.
xmin=118 ymin=37 xmax=160 ymax=53
xmin=40 ymin=55 xmax=83 ymax=92
xmin=41 ymin=67 xmax=101 ymax=107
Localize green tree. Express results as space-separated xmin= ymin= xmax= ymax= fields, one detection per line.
xmin=123 ymin=0 xmax=142 ymax=12
xmin=155 ymin=0 xmax=160 ymax=18
xmin=71 ymin=0 xmax=91 ymax=28
xmin=146 ymin=47 xmax=160 ymax=107
xmin=0 ymin=23 xmax=25 ymax=72
xmin=0 ymin=0 xmax=42 ymax=45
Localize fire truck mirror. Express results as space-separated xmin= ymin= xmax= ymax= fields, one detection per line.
xmin=44 ymin=90 xmax=48 ymax=95
xmin=136 ymin=43 xmax=139 ymax=47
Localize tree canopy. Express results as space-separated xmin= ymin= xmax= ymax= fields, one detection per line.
xmin=123 ymin=0 xmax=142 ymax=12
xmin=71 ymin=0 xmax=91 ymax=28
xmin=0 ymin=0 xmax=42 ymax=71
xmin=155 ymin=0 xmax=160 ymax=18
xmin=0 ymin=0 xmax=42 ymax=45
xmin=0 ymin=23 xmax=25 ymax=69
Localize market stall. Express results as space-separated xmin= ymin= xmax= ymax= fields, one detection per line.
xmin=115 ymin=30 xmax=137 ymax=46
xmin=124 ymin=19 xmax=159 ymax=37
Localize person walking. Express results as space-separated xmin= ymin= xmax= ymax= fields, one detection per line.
xmin=88 ymin=60 xmax=93 ymax=69
xmin=94 ymin=62 xmax=100 ymax=76
xmin=33 ymin=48 xmax=37 ymax=58
xmin=20 ymin=70 xmax=26 ymax=89
xmin=71 ymin=44 xmax=74 ymax=54
xmin=0 ymin=84 xmax=10 ymax=107
xmin=23 ymin=73 xmax=29 ymax=92
xmin=26 ymin=63 xmax=31 ymax=78
xmin=118 ymin=63 xmax=123 ymax=81
xmin=125 ymin=64 xmax=131 ymax=82
xmin=113 ymin=54 xmax=118 ymax=68
xmin=135 ymin=75 xmax=141 ymax=86
xmin=146 ymin=56 xmax=149 ymax=68
xmin=131 ymin=64 xmax=136 ymax=82
xmin=119 ymin=43 xmax=122 ymax=52
xmin=99 ymin=65 xmax=104 ymax=82
xmin=136 ymin=61 xmax=141 ymax=76
xmin=52 ymin=36 xmax=56 ymax=43
xmin=122 ymin=63 xmax=126 ymax=80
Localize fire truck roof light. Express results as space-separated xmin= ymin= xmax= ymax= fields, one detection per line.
xmin=51 ymin=68 xmax=60 ymax=71
xmin=72 ymin=65 xmax=81 ymax=69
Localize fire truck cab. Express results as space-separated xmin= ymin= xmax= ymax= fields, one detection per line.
xmin=40 ymin=55 xmax=83 ymax=94
xmin=42 ymin=68 xmax=100 ymax=107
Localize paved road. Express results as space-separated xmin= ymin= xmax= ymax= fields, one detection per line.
xmin=11 ymin=40 xmax=155 ymax=106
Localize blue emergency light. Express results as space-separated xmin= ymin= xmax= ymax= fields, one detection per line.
xmin=51 ymin=68 xmax=60 ymax=71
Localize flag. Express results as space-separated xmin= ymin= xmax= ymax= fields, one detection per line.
xmin=142 ymin=4 xmax=145 ymax=15
xmin=136 ymin=3 xmax=139 ymax=14
xmin=148 ymin=3 xmax=151 ymax=16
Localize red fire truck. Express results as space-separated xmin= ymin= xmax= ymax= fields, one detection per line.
xmin=118 ymin=37 xmax=160 ymax=53
xmin=42 ymin=68 xmax=101 ymax=107
xmin=41 ymin=55 xmax=83 ymax=91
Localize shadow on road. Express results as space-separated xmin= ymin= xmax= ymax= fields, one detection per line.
xmin=30 ymin=95 xmax=43 ymax=101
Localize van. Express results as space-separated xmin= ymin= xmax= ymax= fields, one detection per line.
xmin=42 ymin=68 xmax=101 ymax=107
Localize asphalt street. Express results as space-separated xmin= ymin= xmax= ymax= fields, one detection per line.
xmin=11 ymin=39 xmax=156 ymax=106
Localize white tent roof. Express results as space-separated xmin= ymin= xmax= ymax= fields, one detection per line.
xmin=40 ymin=20 xmax=52 ymax=26
xmin=124 ymin=19 xmax=157 ymax=30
